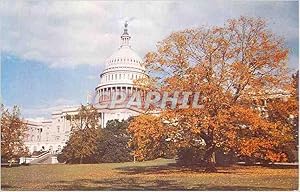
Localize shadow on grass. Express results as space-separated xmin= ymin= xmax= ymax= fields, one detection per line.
xmin=1 ymin=185 xmax=13 ymax=190
xmin=262 ymin=164 xmax=298 ymax=169
xmin=46 ymin=178 xmax=185 ymax=190
xmin=115 ymin=163 xmax=240 ymax=175
xmin=38 ymin=163 xmax=295 ymax=190
xmin=237 ymin=163 xmax=298 ymax=169
xmin=40 ymin=178 xmax=290 ymax=190
xmin=2 ymin=162 xmax=297 ymax=190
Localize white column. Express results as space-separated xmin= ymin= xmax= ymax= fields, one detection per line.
xmin=64 ymin=116 xmax=68 ymax=133
xmin=102 ymin=112 xmax=105 ymax=128
xmin=103 ymin=89 xmax=105 ymax=101
xmin=109 ymin=87 xmax=111 ymax=100
xmin=63 ymin=115 xmax=65 ymax=133
xmin=102 ymin=89 xmax=104 ymax=101
xmin=123 ymin=87 xmax=126 ymax=100
xmin=99 ymin=89 xmax=101 ymax=102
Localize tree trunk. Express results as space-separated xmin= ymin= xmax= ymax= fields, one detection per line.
xmin=200 ymin=130 xmax=217 ymax=172
xmin=80 ymin=156 xmax=83 ymax=164
xmin=203 ymin=143 xmax=217 ymax=172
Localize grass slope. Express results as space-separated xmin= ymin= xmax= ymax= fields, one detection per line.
xmin=1 ymin=158 xmax=298 ymax=190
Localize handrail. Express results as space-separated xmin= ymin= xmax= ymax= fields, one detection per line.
xmin=30 ymin=151 xmax=50 ymax=163
xmin=31 ymin=151 xmax=49 ymax=158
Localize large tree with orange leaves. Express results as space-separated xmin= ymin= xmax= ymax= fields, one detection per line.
xmin=128 ymin=17 xmax=297 ymax=171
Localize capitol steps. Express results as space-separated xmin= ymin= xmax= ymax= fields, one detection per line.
xmin=30 ymin=153 xmax=53 ymax=164
xmin=20 ymin=151 xmax=59 ymax=164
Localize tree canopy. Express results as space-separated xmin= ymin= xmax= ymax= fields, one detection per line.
xmin=1 ymin=105 xmax=29 ymax=165
xmin=59 ymin=105 xmax=100 ymax=164
xmin=128 ymin=17 xmax=297 ymax=171
xmin=94 ymin=119 xmax=133 ymax=163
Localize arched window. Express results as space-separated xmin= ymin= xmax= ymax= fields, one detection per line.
xmin=119 ymin=74 xmax=121 ymax=79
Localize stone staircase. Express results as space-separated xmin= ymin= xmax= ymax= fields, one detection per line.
xmin=20 ymin=151 xmax=58 ymax=164
xmin=30 ymin=153 xmax=53 ymax=164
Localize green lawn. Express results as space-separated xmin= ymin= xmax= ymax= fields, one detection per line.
xmin=1 ymin=158 xmax=298 ymax=190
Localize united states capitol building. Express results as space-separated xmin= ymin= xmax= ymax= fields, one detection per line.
xmin=24 ymin=23 xmax=147 ymax=154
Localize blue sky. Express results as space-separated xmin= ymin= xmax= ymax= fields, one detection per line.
xmin=2 ymin=53 xmax=101 ymax=117
xmin=1 ymin=0 xmax=299 ymax=119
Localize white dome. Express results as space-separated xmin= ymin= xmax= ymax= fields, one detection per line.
xmin=104 ymin=46 xmax=144 ymax=71
xmin=96 ymin=23 xmax=147 ymax=90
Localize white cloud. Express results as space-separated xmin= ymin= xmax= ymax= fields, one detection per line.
xmin=20 ymin=97 xmax=80 ymax=118
xmin=25 ymin=117 xmax=47 ymax=122
xmin=1 ymin=0 xmax=298 ymax=69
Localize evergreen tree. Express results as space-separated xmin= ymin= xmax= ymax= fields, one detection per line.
xmin=94 ymin=119 xmax=133 ymax=163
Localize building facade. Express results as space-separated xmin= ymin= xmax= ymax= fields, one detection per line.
xmin=24 ymin=22 xmax=147 ymax=154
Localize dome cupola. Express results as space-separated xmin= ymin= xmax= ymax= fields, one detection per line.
xmin=96 ymin=21 xmax=147 ymax=92
xmin=103 ymin=21 xmax=145 ymax=71
xmin=120 ymin=21 xmax=131 ymax=47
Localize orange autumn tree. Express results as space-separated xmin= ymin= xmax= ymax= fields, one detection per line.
xmin=264 ymin=71 xmax=299 ymax=161
xmin=1 ymin=104 xmax=29 ymax=166
xmin=128 ymin=17 xmax=297 ymax=171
